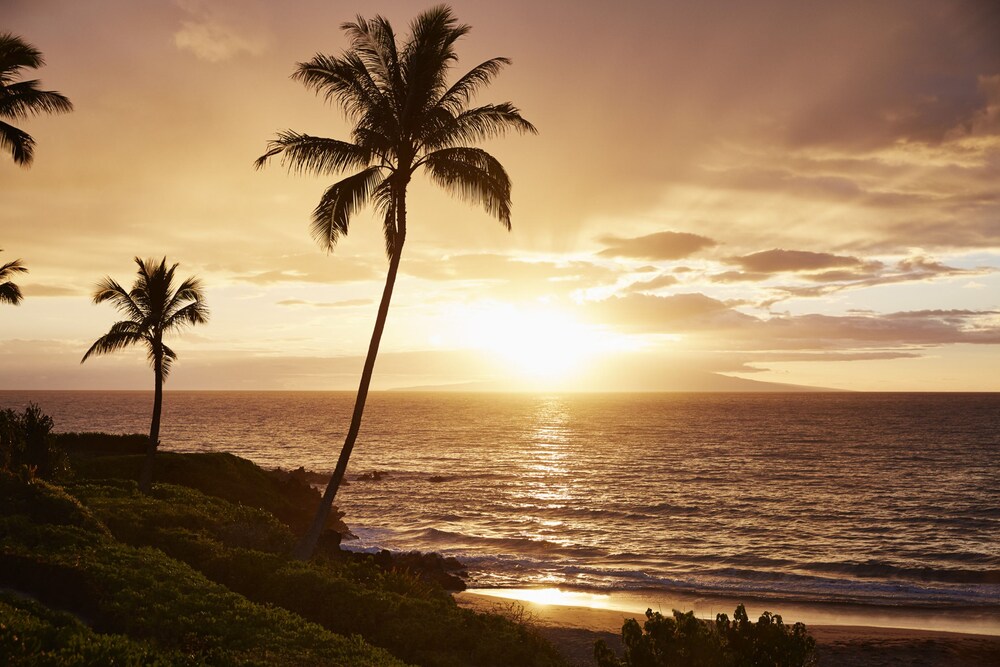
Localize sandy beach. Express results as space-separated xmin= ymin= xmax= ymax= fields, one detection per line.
xmin=456 ymin=591 xmax=1000 ymax=667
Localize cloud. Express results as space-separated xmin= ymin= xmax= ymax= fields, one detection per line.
xmin=20 ymin=284 xmax=82 ymax=297
xmin=627 ymin=274 xmax=678 ymax=292
xmin=581 ymin=291 xmax=1000 ymax=350
xmin=731 ymin=249 xmax=868 ymax=273
xmin=277 ymin=298 xmax=372 ymax=308
xmin=583 ymin=293 xmax=755 ymax=333
xmin=598 ymin=231 xmax=718 ymax=260
xmin=173 ymin=0 xmax=270 ymax=62
xmin=231 ymin=254 xmax=382 ymax=285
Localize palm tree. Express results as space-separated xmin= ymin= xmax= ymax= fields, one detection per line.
xmin=82 ymin=258 xmax=208 ymax=493
xmin=0 ymin=33 xmax=73 ymax=167
xmin=0 ymin=250 xmax=27 ymax=305
xmin=256 ymin=5 xmax=535 ymax=559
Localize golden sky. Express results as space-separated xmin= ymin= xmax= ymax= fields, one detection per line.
xmin=2 ymin=0 xmax=999 ymax=391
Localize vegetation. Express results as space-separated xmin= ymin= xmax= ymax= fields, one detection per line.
xmin=0 ymin=33 xmax=73 ymax=167
xmin=0 ymin=421 xmax=566 ymax=666
xmin=0 ymin=592 xmax=176 ymax=666
xmin=0 ymin=403 xmax=69 ymax=479
xmin=81 ymin=257 xmax=209 ymax=493
xmin=255 ymin=5 xmax=536 ymax=559
xmin=594 ymin=606 xmax=816 ymax=667
xmin=0 ymin=250 xmax=27 ymax=305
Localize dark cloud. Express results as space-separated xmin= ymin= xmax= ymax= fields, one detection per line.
xmin=731 ymin=249 xmax=867 ymax=273
xmin=598 ymin=232 xmax=718 ymax=260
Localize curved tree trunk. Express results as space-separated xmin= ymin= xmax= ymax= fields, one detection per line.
xmin=139 ymin=349 xmax=163 ymax=494
xmin=293 ymin=195 xmax=407 ymax=561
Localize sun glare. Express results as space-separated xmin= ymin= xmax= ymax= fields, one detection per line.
xmin=443 ymin=301 xmax=638 ymax=383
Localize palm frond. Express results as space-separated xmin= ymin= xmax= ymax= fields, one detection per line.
xmin=423 ymin=103 xmax=537 ymax=150
xmin=255 ymin=131 xmax=373 ymax=174
xmin=165 ymin=300 xmax=209 ymax=331
xmin=0 ymin=80 xmax=73 ymax=120
xmin=164 ymin=276 xmax=205 ymax=319
xmin=422 ymin=147 xmax=512 ymax=229
xmin=340 ymin=15 xmax=403 ymax=101
xmin=0 ymin=33 xmax=44 ymax=80
xmin=399 ymin=6 xmax=470 ymax=132
xmin=0 ymin=281 xmax=22 ymax=304
xmin=0 ymin=119 xmax=34 ymax=166
xmin=0 ymin=257 xmax=27 ymax=279
xmin=93 ymin=276 xmax=147 ymax=323
xmin=80 ymin=326 xmax=145 ymax=363
xmin=292 ymin=53 xmax=395 ymax=128
xmin=436 ymin=57 xmax=511 ymax=114
xmin=310 ymin=166 xmax=387 ymax=251
xmin=157 ymin=343 xmax=178 ymax=379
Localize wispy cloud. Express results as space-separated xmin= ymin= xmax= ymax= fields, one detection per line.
xmin=173 ymin=0 xmax=270 ymax=62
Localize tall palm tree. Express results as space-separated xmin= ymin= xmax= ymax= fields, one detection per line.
xmin=0 ymin=33 xmax=73 ymax=167
xmin=0 ymin=250 xmax=27 ymax=305
xmin=256 ymin=5 xmax=535 ymax=559
xmin=82 ymin=258 xmax=208 ymax=493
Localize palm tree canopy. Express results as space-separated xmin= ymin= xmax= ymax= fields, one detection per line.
xmin=82 ymin=257 xmax=208 ymax=378
xmin=0 ymin=250 xmax=28 ymax=305
xmin=255 ymin=5 xmax=536 ymax=256
xmin=0 ymin=32 xmax=73 ymax=166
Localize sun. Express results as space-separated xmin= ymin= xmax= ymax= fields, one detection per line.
xmin=443 ymin=300 xmax=637 ymax=384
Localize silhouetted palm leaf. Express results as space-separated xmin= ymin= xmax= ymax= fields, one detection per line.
xmin=0 ymin=33 xmax=72 ymax=166
xmin=0 ymin=251 xmax=28 ymax=305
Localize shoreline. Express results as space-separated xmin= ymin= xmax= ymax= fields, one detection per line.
xmin=456 ymin=591 xmax=1000 ymax=667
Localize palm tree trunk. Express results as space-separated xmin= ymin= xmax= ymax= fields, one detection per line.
xmin=140 ymin=351 xmax=163 ymax=494
xmin=293 ymin=239 xmax=405 ymax=561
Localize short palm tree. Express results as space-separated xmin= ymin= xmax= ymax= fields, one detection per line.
xmin=256 ymin=5 xmax=535 ymax=559
xmin=0 ymin=33 xmax=73 ymax=167
xmin=82 ymin=258 xmax=208 ymax=492
xmin=0 ymin=250 xmax=27 ymax=305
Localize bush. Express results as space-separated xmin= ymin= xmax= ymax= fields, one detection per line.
xmin=0 ymin=404 xmax=69 ymax=480
xmin=70 ymin=450 xmax=348 ymax=536
xmin=0 ymin=476 xmax=405 ymax=666
xmin=70 ymin=479 xmax=564 ymax=667
xmin=595 ymin=605 xmax=816 ymax=667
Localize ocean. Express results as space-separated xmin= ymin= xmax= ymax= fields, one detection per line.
xmin=2 ymin=390 xmax=998 ymax=630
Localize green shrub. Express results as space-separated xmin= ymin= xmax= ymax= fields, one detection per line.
xmin=0 ymin=405 xmax=69 ymax=480
xmin=69 ymin=478 xmax=564 ymax=667
xmin=0 ymin=476 xmax=405 ymax=666
xmin=0 ymin=592 xmax=178 ymax=666
xmin=70 ymin=450 xmax=347 ymax=535
xmin=595 ymin=605 xmax=816 ymax=667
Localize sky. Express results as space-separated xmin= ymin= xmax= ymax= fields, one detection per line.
xmin=2 ymin=0 xmax=999 ymax=392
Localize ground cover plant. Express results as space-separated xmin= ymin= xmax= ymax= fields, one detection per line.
xmin=594 ymin=606 xmax=816 ymax=667
xmin=69 ymin=476 xmax=564 ymax=667
xmin=0 ymin=470 xmax=404 ymax=667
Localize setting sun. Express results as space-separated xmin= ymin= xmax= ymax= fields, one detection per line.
xmin=440 ymin=301 xmax=640 ymax=382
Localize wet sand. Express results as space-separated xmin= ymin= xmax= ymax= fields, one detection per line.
xmin=456 ymin=591 xmax=1000 ymax=667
